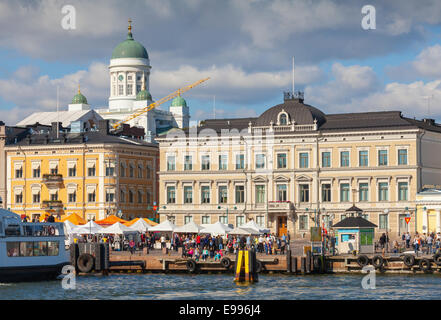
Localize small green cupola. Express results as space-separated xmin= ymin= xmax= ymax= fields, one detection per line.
xmin=136 ymin=83 xmax=152 ymax=101
xmin=171 ymin=95 xmax=187 ymax=107
xmin=72 ymin=85 xmax=88 ymax=104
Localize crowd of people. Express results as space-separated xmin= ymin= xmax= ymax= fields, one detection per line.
xmin=376 ymin=231 xmax=441 ymax=255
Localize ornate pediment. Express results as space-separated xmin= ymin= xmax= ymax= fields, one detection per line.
xmin=274 ymin=175 xmax=290 ymax=182
xmin=252 ymin=175 xmax=268 ymax=183
xmin=295 ymin=174 xmax=312 ymax=182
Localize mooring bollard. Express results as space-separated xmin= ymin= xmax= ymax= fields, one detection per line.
xmin=286 ymin=250 xmax=292 ymax=273
xmin=292 ymin=257 xmax=298 ymax=274
xmin=234 ymin=249 xmax=258 ymax=283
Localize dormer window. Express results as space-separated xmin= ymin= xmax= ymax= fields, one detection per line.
xmin=277 ymin=110 xmax=289 ymax=125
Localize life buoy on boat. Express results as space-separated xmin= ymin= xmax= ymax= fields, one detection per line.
xmin=77 ymin=253 xmax=95 ymax=273
xmin=48 ymin=226 xmax=55 ymax=236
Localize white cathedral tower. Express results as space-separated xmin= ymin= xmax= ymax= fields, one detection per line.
xmin=96 ymin=19 xmax=190 ymax=142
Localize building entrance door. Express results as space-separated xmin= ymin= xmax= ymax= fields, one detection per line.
xmin=398 ymin=214 xmax=408 ymax=236
xmin=277 ymin=216 xmax=287 ymax=237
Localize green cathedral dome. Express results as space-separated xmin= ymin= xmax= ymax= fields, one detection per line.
xmin=111 ymin=21 xmax=149 ymax=60
xmin=136 ymin=88 xmax=152 ymax=101
xmin=72 ymin=86 xmax=88 ymax=104
xmin=171 ymin=96 xmax=187 ymax=107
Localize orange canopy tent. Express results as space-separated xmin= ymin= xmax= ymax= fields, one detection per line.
xmin=60 ymin=213 xmax=86 ymax=225
xmin=124 ymin=218 xmax=158 ymax=227
xmin=95 ymin=215 xmax=128 ymax=226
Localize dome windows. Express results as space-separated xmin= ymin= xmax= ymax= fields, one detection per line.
xmin=277 ymin=109 xmax=290 ymax=125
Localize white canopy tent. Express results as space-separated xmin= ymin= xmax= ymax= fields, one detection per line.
xmin=148 ymin=220 xmax=177 ymax=232
xmin=129 ymin=219 xmax=151 ymax=233
xmin=200 ymin=221 xmax=232 ymax=236
xmin=74 ymin=221 xmax=104 ymax=234
xmin=241 ymin=220 xmax=270 ymax=234
xmin=228 ymin=227 xmax=261 ymax=235
xmin=97 ymin=222 xmax=138 ymax=235
xmin=174 ymin=221 xmax=203 ymax=233
xmin=64 ymin=220 xmax=80 ymax=234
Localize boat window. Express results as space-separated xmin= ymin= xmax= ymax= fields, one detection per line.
xmin=5 ymin=224 xmax=20 ymax=236
xmin=34 ymin=242 xmax=48 ymax=256
xmin=6 ymin=242 xmax=20 ymax=257
xmin=48 ymin=241 xmax=59 ymax=256
xmin=0 ymin=221 xmax=3 ymax=235
xmin=22 ymin=224 xmax=61 ymax=237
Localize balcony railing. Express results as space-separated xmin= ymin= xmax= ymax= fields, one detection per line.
xmin=41 ymin=200 xmax=63 ymax=209
xmin=42 ymin=174 xmax=63 ymax=184
xmin=268 ymin=201 xmax=293 ymax=211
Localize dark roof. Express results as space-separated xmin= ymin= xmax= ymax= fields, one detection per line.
xmin=255 ymin=99 xmax=326 ymax=126
xmin=9 ymin=131 xmax=158 ymax=148
xmin=345 ymin=205 xmax=363 ymax=212
xmin=332 ymin=216 xmax=377 ymax=229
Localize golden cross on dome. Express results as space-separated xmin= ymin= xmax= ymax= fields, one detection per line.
xmin=78 ymin=84 xmax=81 ymax=94
xmin=128 ymin=18 xmax=132 ymax=32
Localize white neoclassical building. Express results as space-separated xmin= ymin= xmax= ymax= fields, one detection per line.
xmin=96 ymin=20 xmax=190 ymax=142
xmin=416 ymin=188 xmax=441 ymax=234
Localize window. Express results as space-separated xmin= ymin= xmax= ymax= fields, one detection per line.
xmin=120 ymin=163 xmax=125 ymax=177
xmin=398 ymin=182 xmax=408 ymax=201
xmin=146 ymin=166 xmax=152 ymax=178
xmin=255 ymin=185 xmax=265 ymax=203
xmin=219 ymin=216 xmax=228 ymax=225
xmin=379 ymin=214 xmax=389 ymax=229
xmin=359 ymin=183 xmax=369 ymax=202
xmin=106 ymin=191 xmax=115 ymax=202
xmin=167 ymin=156 xmax=175 ymax=171
xmin=106 ymin=166 xmax=114 ymax=176
xmin=201 ymin=155 xmax=210 ymax=170
xmin=236 ymin=216 xmax=245 ymax=227
xmin=218 ymin=186 xmax=228 ymax=203
xmin=235 ymin=185 xmax=245 ymax=204
xmin=341 ymin=214 xmax=346 ymax=221
xmin=256 ymin=216 xmax=265 ymax=227
xmin=136 ymin=84 xmax=141 ymax=93
xmin=378 ymin=183 xmax=388 ymax=201
xmin=219 ymin=155 xmax=228 ymax=170
xmin=398 ymin=149 xmax=407 ymax=165
xmin=118 ymin=85 xmax=124 ymax=95
xmin=256 ymin=154 xmax=265 ymax=169
xmin=167 ymin=186 xmax=176 ymax=204
xmin=322 ymin=184 xmax=331 ymax=202
xmin=378 ymin=150 xmax=388 ymax=166
xmin=129 ymin=164 xmax=134 ymax=177
xmin=340 ymin=183 xmax=350 ymax=202
xmin=127 ymin=84 xmax=133 ymax=95
xmin=68 ymin=191 xmax=76 ymax=203
xmin=184 ymin=155 xmax=192 ymax=171
xmin=322 ymin=152 xmax=331 ymax=168
xmin=202 ymin=216 xmax=211 ymax=224
xmin=235 ymin=154 xmax=244 ymax=170
xmin=137 ymin=190 xmax=142 ymax=203
xmin=277 ymin=184 xmax=287 ymax=201
xmin=184 ymin=186 xmax=193 ymax=204
xmin=299 ymin=184 xmax=309 ymax=203
xmin=15 ymin=167 xmax=23 ymax=178
xmin=51 ymin=166 xmax=58 ymax=175
xmin=279 ymin=113 xmax=288 ymax=125
xmin=138 ymin=164 xmax=143 ymax=178
xmin=340 ymin=151 xmax=349 ymax=167
xmin=33 ymin=192 xmax=41 ymax=203
xmin=277 ymin=153 xmax=287 ymax=169
xmin=69 ymin=166 xmax=76 ymax=177
xmin=184 ymin=216 xmax=193 ymax=224
xmin=33 ymin=167 xmax=41 ymax=178
xmin=15 ymin=193 xmax=23 ymax=204
xmin=299 ymin=153 xmax=308 ymax=168
xmin=299 ymin=215 xmax=308 ymax=230
xmin=50 ymin=192 xmax=58 ymax=201
xmin=88 ymin=191 xmax=96 ymax=202
xmin=201 ymin=186 xmax=210 ymax=203
xmin=146 ymin=191 xmax=151 ymax=204
xmin=359 ymin=150 xmax=368 ymax=167
xmin=88 ymin=166 xmax=96 ymax=177
xmin=120 ymin=190 xmax=125 ymax=203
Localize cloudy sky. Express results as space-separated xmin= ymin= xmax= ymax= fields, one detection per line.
xmin=2 ymin=0 xmax=441 ymax=125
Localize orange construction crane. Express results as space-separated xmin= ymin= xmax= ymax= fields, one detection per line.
xmin=111 ymin=77 xmax=210 ymax=130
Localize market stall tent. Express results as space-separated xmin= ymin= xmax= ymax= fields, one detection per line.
xmin=148 ymin=220 xmax=176 ymax=232
xmin=95 ymin=215 xmax=128 ymax=226
xmin=97 ymin=222 xmax=138 ymax=235
xmin=200 ymin=221 xmax=232 ymax=236
xmin=124 ymin=217 xmax=158 ymax=227
xmin=128 ymin=218 xmax=151 ymax=233
xmin=60 ymin=213 xmax=86 ymax=225
xmin=241 ymin=220 xmax=270 ymax=234
xmin=174 ymin=221 xmax=203 ymax=233
xmin=74 ymin=221 xmax=104 ymax=234
xmin=228 ymin=227 xmax=261 ymax=235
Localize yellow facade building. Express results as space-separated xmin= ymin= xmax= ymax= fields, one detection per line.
xmin=5 ymin=121 xmax=158 ymax=222
xmin=157 ymin=93 xmax=441 ymax=240
xmin=416 ymin=188 xmax=441 ymax=235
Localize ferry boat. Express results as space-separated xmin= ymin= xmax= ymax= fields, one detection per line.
xmin=0 ymin=208 xmax=70 ymax=282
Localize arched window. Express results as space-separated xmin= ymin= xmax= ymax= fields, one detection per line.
xmin=279 ymin=113 xmax=288 ymax=125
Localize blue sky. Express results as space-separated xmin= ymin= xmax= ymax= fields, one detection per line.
xmin=2 ymin=0 xmax=441 ymax=125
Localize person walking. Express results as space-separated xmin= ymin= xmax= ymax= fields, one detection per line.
xmin=427 ymin=234 xmax=433 ymax=255
xmin=129 ymin=239 xmax=135 ymax=254
xmin=413 ymin=234 xmax=421 ymax=256
xmin=405 ymin=232 xmax=411 ymax=248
